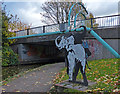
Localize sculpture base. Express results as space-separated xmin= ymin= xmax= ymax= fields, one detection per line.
xmin=54 ymin=80 xmax=96 ymax=92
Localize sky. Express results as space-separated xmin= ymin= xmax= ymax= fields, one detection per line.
xmin=2 ymin=0 xmax=120 ymax=27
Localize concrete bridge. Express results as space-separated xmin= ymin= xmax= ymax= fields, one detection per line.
xmin=9 ymin=15 xmax=120 ymax=64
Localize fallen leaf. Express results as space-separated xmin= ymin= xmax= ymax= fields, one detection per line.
xmin=16 ymin=91 xmax=20 ymax=92
xmin=43 ymin=84 xmax=47 ymax=86
xmin=6 ymin=84 xmax=10 ymax=87
xmin=2 ymin=88 xmax=5 ymax=90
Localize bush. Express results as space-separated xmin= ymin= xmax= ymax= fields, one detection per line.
xmin=2 ymin=46 xmax=19 ymax=66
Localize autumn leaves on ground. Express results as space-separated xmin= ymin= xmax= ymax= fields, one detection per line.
xmin=1 ymin=58 xmax=119 ymax=92
xmin=53 ymin=58 xmax=119 ymax=93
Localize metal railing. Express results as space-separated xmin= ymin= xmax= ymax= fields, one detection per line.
xmin=90 ymin=14 xmax=120 ymax=28
xmin=15 ymin=14 xmax=120 ymax=37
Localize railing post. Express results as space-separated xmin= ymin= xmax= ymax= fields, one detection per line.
xmin=91 ymin=18 xmax=93 ymax=28
xmin=27 ymin=29 xmax=29 ymax=35
xmin=43 ymin=26 xmax=45 ymax=33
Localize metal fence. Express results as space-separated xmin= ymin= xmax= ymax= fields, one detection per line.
xmin=15 ymin=14 xmax=120 ymax=37
xmin=91 ymin=14 xmax=120 ymax=28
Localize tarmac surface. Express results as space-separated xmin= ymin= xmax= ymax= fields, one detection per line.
xmin=2 ymin=62 xmax=65 ymax=92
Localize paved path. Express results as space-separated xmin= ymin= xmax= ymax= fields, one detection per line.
xmin=2 ymin=62 xmax=65 ymax=92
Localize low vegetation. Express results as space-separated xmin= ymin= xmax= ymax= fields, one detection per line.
xmin=52 ymin=58 xmax=119 ymax=93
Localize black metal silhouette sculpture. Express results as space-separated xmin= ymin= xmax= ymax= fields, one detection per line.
xmin=55 ymin=2 xmax=91 ymax=86
xmin=55 ymin=26 xmax=91 ymax=86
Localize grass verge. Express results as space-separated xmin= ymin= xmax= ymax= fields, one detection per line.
xmin=51 ymin=58 xmax=120 ymax=93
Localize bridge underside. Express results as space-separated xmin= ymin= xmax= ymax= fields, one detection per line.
xmin=11 ymin=27 xmax=120 ymax=64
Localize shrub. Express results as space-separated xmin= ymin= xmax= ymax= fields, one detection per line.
xmin=2 ymin=46 xmax=19 ymax=66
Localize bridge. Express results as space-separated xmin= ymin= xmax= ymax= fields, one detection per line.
xmin=8 ymin=14 xmax=120 ymax=64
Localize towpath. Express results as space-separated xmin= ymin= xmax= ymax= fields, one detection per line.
xmin=2 ymin=62 xmax=64 ymax=92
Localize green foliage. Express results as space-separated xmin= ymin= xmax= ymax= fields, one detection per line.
xmin=2 ymin=4 xmax=31 ymax=66
xmin=2 ymin=46 xmax=19 ymax=66
xmin=2 ymin=11 xmax=16 ymax=47
xmin=2 ymin=5 xmax=19 ymax=66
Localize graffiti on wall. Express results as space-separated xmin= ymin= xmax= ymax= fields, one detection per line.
xmin=21 ymin=39 xmax=102 ymax=60
xmin=26 ymin=45 xmax=59 ymax=58
xmin=86 ymin=40 xmax=102 ymax=58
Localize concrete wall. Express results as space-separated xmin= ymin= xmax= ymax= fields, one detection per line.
xmin=86 ymin=39 xmax=119 ymax=60
xmin=12 ymin=43 xmax=64 ymax=64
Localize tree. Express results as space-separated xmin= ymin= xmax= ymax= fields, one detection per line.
xmin=2 ymin=6 xmax=15 ymax=46
xmin=85 ymin=13 xmax=99 ymax=28
xmin=2 ymin=4 xmax=31 ymax=45
xmin=40 ymin=1 xmax=88 ymax=24
xmin=2 ymin=4 xmax=31 ymax=66
xmin=8 ymin=14 xmax=31 ymax=32
xmin=40 ymin=1 xmax=98 ymax=29
xmin=2 ymin=8 xmax=18 ymax=66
